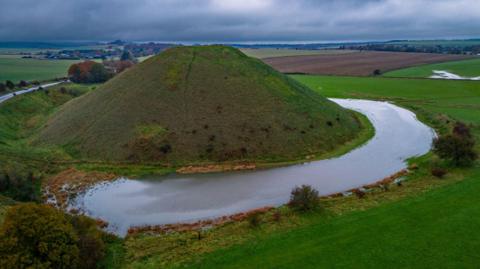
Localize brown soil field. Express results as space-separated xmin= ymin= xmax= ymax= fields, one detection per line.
xmin=263 ymin=51 xmax=472 ymax=76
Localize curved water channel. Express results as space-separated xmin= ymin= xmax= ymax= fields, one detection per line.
xmin=71 ymin=99 xmax=435 ymax=236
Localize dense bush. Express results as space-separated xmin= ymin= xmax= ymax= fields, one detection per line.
xmin=0 ymin=83 xmax=5 ymax=93
xmin=68 ymin=61 xmax=112 ymax=83
xmin=431 ymin=167 xmax=448 ymax=178
xmin=433 ymin=122 xmax=477 ymax=166
xmin=69 ymin=215 xmax=106 ymax=269
xmin=18 ymin=80 xmax=28 ymax=87
xmin=0 ymin=169 xmax=38 ymax=202
xmin=288 ymin=185 xmax=320 ymax=211
xmin=0 ymin=204 xmax=108 ymax=269
xmin=5 ymin=80 xmax=15 ymax=89
xmin=247 ymin=212 xmax=262 ymax=228
xmin=0 ymin=204 xmax=80 ymax=269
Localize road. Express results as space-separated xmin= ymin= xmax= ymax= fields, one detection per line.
xmin=0 ymin=81 xmax=67 ymax=104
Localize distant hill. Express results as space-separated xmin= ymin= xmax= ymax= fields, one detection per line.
xmin=35 ymin=46 xmax=361 ymax=164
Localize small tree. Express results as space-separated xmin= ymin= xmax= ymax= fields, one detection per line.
xmin=0 ymin=204 xmax=79 ymax=269
xmin=433 ymin=122 xmax=477 ymax=166
xmin=0 ymin=83 xmax=6 ymax=93
xmin=69 ymin=215 xmax=106 ymax=269
xmin=373 ymin=69 xmax=382 ymax=76
xmin=120 ymin=50 xmax=136 ymax=62
xmin=5 ymin=80 xmax=15 ymax=89
xmin=288 ymin=185 xmax=320 ymax=211
xmin=18 ymin=80 xmax=28 ymax=87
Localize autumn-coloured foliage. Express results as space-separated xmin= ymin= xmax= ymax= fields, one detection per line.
xmin=289 ymin=185 xmax=320 ymax=211
xmin=433 ymin=122 xmax=477 ymax=166
xmin=68 ymin=61 xmax=112 ymax=83
xmin=0 ymin=204 xmax=79 ymax=269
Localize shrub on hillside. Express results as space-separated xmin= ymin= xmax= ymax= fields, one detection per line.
xmin=248 ymin=212 xmax=262 ymax=228
xmin=288 ymin=185 xmax=320 ymax=211
xmin=431 ymin=167 xmax=447 ymax=178
xmin=0 ymin=169 xmax=38 ymax=202
xmin=0 ymin=204 xmax=80 ymax=269
xmin=69 ymin=215 xmax=106 ymax=269
xmin=433 ymin=122 xmax=477 ymax=166
xmin=0 ymin=83 xmax=5 ymax=93
xmin=5 ymin=80 xmax=15 ymax=89
xmin=18 ymin=80 xmax=28 ymax=87
xmin=68 ymin=61 xmax=112 ymax=84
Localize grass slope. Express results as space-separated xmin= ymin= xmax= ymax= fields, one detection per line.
xmin=0 ymin=55 xmax=79 ymax=82
xmin=0 ymin=84 xmax=95 ymax=165
xmin=36 ymin=46 xmax=362 ymax=164
xmin=384 ymin=58 xmax=480 ymax=78
xmin=194 ymin=170 xmax=480 ymax=269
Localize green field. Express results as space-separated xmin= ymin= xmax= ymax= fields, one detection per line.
xmin=0 ymin=55 xmax=79 ymax=82
xmin=388 ymin=39 xmax=480 ymax=47
xmin=384 ymin=58 xmax=480 ymax=78
xmin=240 ymin=48 xmax=357 ymax=59
xmin=170 ymin=75 xmax=480 ymax=268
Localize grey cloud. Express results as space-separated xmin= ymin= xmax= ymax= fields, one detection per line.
xmin=0 ymin=0 xmax=479 ymax=42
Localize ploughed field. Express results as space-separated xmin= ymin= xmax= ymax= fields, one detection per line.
xmin=264 ymin=51 xmax=472 ymax=76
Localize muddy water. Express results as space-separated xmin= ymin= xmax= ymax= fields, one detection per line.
xmin=71 ymin=99 xmax=435 ymax=236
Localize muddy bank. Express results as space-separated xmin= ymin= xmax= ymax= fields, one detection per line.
xmin=43 ymin=168 xmax=116 ymax=209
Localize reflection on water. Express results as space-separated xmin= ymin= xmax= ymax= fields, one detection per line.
xmin=71 ymin=99 xmax=435 ymax=236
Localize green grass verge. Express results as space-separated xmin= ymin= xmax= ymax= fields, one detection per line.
xmin=384 ymin=58 xmax=480 ymax=78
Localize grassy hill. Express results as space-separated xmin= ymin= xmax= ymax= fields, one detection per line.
xmin=35 ymin=46 xmax=362 ymax=164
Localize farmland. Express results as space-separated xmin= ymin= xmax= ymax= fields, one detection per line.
xmin=240 ymin=48 xmax=357 ymax=59
xmin=0 ymin=55 xmax=79 ymax=82
xmin=384 ymin=58 xmax=480 ymax=78
xmin=264 ymin=51 xmax=472 ymax=76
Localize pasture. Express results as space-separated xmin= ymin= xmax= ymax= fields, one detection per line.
xmin=0 ymin=55 xmax=79 ymax=82
xmin=240 ymin=48 xmax=357 ymax=59
xmin=264 ymin=51 xmax=471 ymax=76
xmin=384 ymin=58 xmax=480 ymax=78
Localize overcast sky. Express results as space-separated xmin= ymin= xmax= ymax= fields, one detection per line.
xmin=1 ymin=0 xmax=479 ymax=42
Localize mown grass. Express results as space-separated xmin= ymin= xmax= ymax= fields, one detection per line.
xmin=384 ymin=58 xmax=480 ymax=78
xmin=0 ymin=55 xmax=80 ymax=82
xmin=140 ymin=75 xmax=480 ymax=269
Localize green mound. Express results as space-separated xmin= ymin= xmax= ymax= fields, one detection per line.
xmin=36 ymin=46 xmax=361 ymax=163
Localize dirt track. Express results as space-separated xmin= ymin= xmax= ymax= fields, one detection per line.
xmin=263 ymin=51 xmax=472 ymax=76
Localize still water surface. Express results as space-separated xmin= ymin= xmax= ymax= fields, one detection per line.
xmin=71 ymin=99 xmax=435 ymax=236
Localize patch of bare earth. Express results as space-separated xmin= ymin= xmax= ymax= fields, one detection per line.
xmin=264 ymin=51 xmax=472 ymax=76
xmin=42 ymin=168 xmax=116 ymax=209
